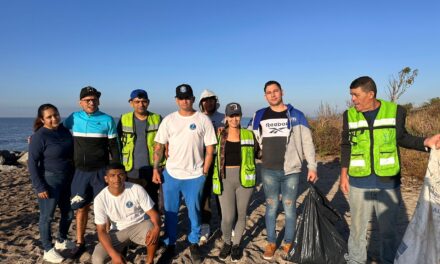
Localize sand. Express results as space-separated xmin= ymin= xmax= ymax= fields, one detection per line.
xmin=0 ymin=157 xmax=422 ymax=263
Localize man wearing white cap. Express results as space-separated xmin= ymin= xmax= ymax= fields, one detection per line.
xmin=198 ymin=89 xmax=225 ymax=242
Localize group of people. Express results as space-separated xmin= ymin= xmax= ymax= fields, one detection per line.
xmin=27 ymin=77 xmax=440 ymax=264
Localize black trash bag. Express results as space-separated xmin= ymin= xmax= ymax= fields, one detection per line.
xmin=287 ymin=183 xmax=347 ymax=264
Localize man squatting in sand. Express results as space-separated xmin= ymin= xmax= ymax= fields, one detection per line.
xmin=92 ymin=163 xmax=161 ymax=264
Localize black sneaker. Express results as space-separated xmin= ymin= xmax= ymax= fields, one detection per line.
xmin=163 ymin=244 xmax=176 ymax=256
xmin=158 ymin=244 xmax=176 ymax=264
xmin=218 ymin=243 xmax=232 ymax=261
xmin=71 ymin=243 xmax=86 ymax=258
xmin=189 ymin=243 xmax=202 ymax=264
xmin=230 ymin=245 xmax=242 ymax=262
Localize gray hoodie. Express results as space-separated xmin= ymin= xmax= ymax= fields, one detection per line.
xmin=251 ymin=104 xmax=317 ymax=174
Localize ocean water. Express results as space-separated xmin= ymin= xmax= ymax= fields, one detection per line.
xmin=0 ymin=117 xmax=253 ymax=152
xmin=0 ymin=118 xmax=34 ymax=151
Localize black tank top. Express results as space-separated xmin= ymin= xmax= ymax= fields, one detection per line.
xmin=225 ymin=140 xmax=241 ymax=166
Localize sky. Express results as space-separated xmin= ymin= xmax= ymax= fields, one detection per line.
xmin=0 ymin=0 xmax=439 ymax=118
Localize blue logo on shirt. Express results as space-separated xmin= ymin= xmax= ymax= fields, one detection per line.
xmin=126 ymin=201 xmax=133 ymax=208
xmin=190 ymin=123 xmax=196 ymax=130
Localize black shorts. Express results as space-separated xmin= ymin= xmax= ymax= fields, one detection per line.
xmin=70 ymin=168 xmax=106 ymax=210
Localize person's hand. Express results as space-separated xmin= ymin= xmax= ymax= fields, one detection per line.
xmin=339 ymin=175 xmax=349 ymax=195
xmin=110 ymin=253 xmax=126 ymax=264
xmin=424 ymin=134 xmax=440 ymax=149
xmin=145 ymin=226 xmax=160 ymax=246
xmin=217 ymin=127 xmax=225 ymax=135
xmin=37 ymin=191 xmax=49 ymax=199
xmin=307 ymin=170 xmax=318 ymax=183
xmin=152 ymin=169 xmax=162 ymax=184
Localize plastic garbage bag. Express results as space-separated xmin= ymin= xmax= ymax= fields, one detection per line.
xmin=394 ymin=149 xmax=440 ymax=264
xmin=287 ymin=183 xmax=347 ymax=264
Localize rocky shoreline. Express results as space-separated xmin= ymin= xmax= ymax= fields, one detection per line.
xmin=0 ymin=150 xmax=28 ymax=172
xmin=0 ymin=155 xmax=422 ymax=264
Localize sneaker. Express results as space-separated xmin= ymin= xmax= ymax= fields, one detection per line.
xmin=164 ymin=244 xmax=175 ymax=255
xmin=43 ymin=248 xmax=64 ymax=263
xmin=54 ymin=239 xmax=76 ymax=250
xmin=71 ymin=243 xmax=86 ymax=258
xmin=200 ymin=223 xmax=210 ymax=243
xmin=218 ymin=243 xmax=232 ymax=261
xmin=231 ymin=230 xmax=235 ymax=237
xmin=281 ymin=242 xmax=292 ymax=255
xmin=159 ymin=244 xmax=176 ymax=263
xmin=263 ymin=243 xmax=276 ymax=260
xmin=230 ymin=245 xmax=242 ymax=262
xmin=189 ymin=243 xmax=202 ymax=264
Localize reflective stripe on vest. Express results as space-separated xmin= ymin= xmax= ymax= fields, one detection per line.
xmin=120 ymin=112 xmax=162 ymax=172
xmin=347 ymin=99 xmax=400 ymax=177
xmin=212 ymin=129 xmax=256 ymax=195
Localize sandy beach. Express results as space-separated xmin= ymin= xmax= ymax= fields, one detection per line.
xmin=0 ymin=157 xmax=421 ymax=264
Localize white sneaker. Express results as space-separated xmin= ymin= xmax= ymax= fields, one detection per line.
xmin=200 ymin=224 xmax=210 ymax=242
xmin=54 ymin=239 xmax=76 ymax=250
xmin=231 ymin=230 xmax=235 ymax=237
xmin=43 ymin=248 xmax=64 ymax=263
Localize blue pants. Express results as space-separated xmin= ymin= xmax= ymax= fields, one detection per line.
xmin=162 ymin=170 xmax=205 ymax=245
xmin=38 ymin=171 xmax=73 ymax=251
xmin=261 ymin=168 xmax=300 ymax=244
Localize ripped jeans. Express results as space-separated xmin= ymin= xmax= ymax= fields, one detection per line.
xmin=261 ymin=168 xmax=300 ymax=244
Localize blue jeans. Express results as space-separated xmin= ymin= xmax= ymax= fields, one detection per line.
xmin=261 ymin=168 xmax=300 ymax=244
xmin=38 ymin=171 xmax=73 ymax=251
xmin=347 ymin=186 xmax=400 ymax=264
xmin=161 ymin=170 xmax=205 ymax=245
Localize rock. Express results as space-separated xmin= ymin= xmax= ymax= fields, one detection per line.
xmin=0 ymin=150 xmax=18 ymax=165
xmin=17 ymin=152 xmax=28 ymax=166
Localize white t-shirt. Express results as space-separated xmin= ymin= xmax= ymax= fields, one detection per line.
xmin=94 ymin=182 xmax=155 ymax=231
xmin=154 ymin=111 xmax=217 ymax=179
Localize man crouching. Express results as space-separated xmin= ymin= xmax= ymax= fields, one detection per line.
xmin=92 ymin=163 xmax=161 ymax=264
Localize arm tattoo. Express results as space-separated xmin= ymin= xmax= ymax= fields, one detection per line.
xmin=153 ymin=143 xmax=164 ymax=169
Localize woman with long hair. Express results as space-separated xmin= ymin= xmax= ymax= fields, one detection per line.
xmin=28 ymin=104 xmax=75 ymax=263
xmin=212 ymin=103 xmax=259 ymax=262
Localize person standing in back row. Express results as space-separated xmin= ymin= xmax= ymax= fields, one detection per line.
xmin=339 ymin=76 xmax=440 ymax=264
xmin=198 ymin=89 xmax=225 ymax=242
xmin=118 ymin=89 xmax=163 ymax=210
xmin=152 ymin=84 xmax=217 ymax=263
xmin=251 ymin=80 xmax=318 ymax=260
xmin=64 ymin=86 xmax=120 ymax=257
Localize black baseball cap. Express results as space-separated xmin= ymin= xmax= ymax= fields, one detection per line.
xmin=80 ymin=86 xmax=101 ymax=99
xmin=225 ymin=102 xmax=242 ymax=116
xmin=175 ymin=84 xmax=194 ymax=99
